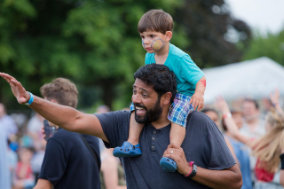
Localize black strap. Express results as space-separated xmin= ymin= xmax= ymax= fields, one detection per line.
xmin=80 ymin=135 xmax=101 ymax=169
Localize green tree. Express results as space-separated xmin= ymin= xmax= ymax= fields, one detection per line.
xmin=0 ymin=0 xmax=182 ymax=111
xmin=173 ymin=0 xmax=252 ymax=68
xmin=242 ymin=29 xmax=284 ymax=66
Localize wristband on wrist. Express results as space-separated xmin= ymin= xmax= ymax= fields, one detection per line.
xmin=280 ymin=153 xmax=284 ymax=170
xmin=222 ymin=112 xmax=232 ymax=119
xmin=185 ymin=161 xmax=197 ymax=178
xmin=25 ymin=92 xmax=34 ymax=106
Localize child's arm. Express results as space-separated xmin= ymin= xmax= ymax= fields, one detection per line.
xmin=190 ymin=77 xmax=206 ymax=111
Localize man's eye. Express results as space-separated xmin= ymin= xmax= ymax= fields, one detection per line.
xmin=142 ymin=94 xmax=148 ymax=97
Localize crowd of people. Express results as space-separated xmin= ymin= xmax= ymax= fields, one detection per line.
xmin=0 ymin=8 xmax=284 ymax=189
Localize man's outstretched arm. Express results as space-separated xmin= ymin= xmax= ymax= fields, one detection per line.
xmin=0 ymin=72 xmax=108 ymax=142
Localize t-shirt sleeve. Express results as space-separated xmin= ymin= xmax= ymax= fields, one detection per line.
xmin=38 ymin=138 xmax=67 ymax=185
xmin=180 ymin=55 xmax=204 ymax=86
xmin=96 ymin=111 xmax=130 ymax=148
xmin=190 ymin=112 xmax=236 ymax=170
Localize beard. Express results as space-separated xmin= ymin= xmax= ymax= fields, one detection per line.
xmin=134 ymin=97 xmax=162 ymax=124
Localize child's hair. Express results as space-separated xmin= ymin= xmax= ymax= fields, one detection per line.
xmin=138 ymin=9 xmax=173 ymax=34
xmin=253 ymin=110 xmax=284 ymax=172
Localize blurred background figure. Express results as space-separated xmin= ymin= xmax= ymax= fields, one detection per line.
xmin=96 ymin=105 xmax=127 ymax=189
xmin=231 ymin=108 xmax=244 ymax=130
xmin=0 ymin=103 xmax=18 ymax=141
xmin=13 ymin=147 xmax=35 ymax=189
xmin=202 ymin=105 xmax=253 ymax=189
xmin=240 ymin=98 xmax=265 ymax=139
xmin=215 ymin=97 xmax=253 ymax=189
xmin=201 ymin=108 xmax=220 ymax=126
xmin=0 ymin=124 xmax=11 ymax=189
xmin=217 ymin=94 xmax=284 ymax=189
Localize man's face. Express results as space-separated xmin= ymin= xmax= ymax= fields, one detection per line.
xmin=232 ymin=112 xmax=244 ymax=129
xmin=0 ymin=104 xmax=5 ymax=118
xmin=140 ymin=30 xmax=168 ymax=53
xmin=242 ymin=101 xmax=258 ymax=121
xmin=132 ymin=79 xmax=162 ymax=124
xmin=205 ymin=111 xmax=219 ymax=126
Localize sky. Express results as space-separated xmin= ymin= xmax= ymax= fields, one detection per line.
xmin=226 ymin=0 xmax=284 ymax=34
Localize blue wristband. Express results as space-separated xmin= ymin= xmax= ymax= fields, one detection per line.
xmin=25 ymin=92 xmax=34 ymax=106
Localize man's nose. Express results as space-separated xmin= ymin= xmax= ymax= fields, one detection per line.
xmin=132 ymin=94 xmax=142 ymax=103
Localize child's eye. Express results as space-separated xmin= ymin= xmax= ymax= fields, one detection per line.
xmin=133 ymin=89 xmax=137 ymax=94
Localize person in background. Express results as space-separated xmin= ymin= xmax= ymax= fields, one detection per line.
xmin=0 ymin=124 xmax=11 ymax=189
xmin=13 ymin=147 xmax=35 ymax=189
xmin=240 ymin=98 xmax=265 ymax=139
xmin=201 ymin=108 xmax=220 ymax=126
xmin=231 ymin=109 xmax=244 ymax=130
xmin=219 ymin=96 xmax=284 ymax=189
xmin=33 ymin=78 xmax=101 ymax=189
xmin=96 ymin=105 xmax=126 ymax=189
xmin=215 ymin=98 xmax=253 ymax=189
xmin=0 ymin=103 xmax=18 ymax=140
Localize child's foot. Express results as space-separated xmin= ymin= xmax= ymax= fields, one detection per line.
xmin=160 ymin=157 xmax=177 ymax=172
xmin=113 ymin=141 xmax=142 ymax=157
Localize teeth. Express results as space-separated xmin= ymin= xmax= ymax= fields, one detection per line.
xmin=136 ymin=107 xmax=143 ymax=110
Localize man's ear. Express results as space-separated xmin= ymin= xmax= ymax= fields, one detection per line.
xmin=165 ymin=31 xmax=172 ymax=41
xmin=161 ymin=92 xmax=172 ymax=105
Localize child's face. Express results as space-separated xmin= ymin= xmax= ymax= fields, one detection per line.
xmin=140 ymin=30 xmax=171 ymax=53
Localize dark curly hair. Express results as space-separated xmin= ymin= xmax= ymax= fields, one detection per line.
xmin=134 ymin=64 xmax=176 ymax=103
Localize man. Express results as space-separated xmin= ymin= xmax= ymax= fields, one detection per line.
xmin=0 ymin=64 xmax=242 ymax=189
xmin=32 ymin=78 xmax=101 ymax=189
xmin=0 ymin=103 xmax=17 ymax=139
xmin=240 ymin=98 xmax=265 ymax=139
xmin=0 ymin=124 xmax=11 ymax=189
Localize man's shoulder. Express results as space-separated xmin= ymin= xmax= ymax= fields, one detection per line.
xmin=48 ymin=129 xmax=80 ymax=145
xmin=187 ymin=111 xmax=216 ymax=131
xmin=97 ymin=110 xmax=130 ymax=123
xmin=188 ymin=111 xmax=210 ymax=123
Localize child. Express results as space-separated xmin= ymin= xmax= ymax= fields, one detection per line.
xmin=113 ymin=9 xmax=206 ymax=172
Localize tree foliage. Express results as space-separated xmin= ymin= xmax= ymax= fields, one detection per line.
xmin=174 ymin=0 xmax=252 ymax=68
xmin=242 ymin=29 xmax=284 ymax=66
xmin=0 ymin=0 xmax=251 ymax=111
xmin=0 ymin=0 xmax=181 ymax=110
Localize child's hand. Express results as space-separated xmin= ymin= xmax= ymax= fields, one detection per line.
xmin=190 ymin=92 xmax=204 ymax=111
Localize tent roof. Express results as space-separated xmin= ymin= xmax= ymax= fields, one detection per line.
xmin=203 ymin=57 xmax=284 ymax=103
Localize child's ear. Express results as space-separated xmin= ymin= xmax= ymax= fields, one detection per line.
xmin=165 ymin=31 xmax=172 ymax=41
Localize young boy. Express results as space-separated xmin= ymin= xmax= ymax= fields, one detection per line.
xmin=113 ymin=9 xmax=206 ymax=172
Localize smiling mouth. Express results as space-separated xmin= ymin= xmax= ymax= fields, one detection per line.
xmin=135 ymin=106 xmax=146 ymax=116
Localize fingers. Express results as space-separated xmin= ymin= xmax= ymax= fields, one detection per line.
xmin=191 ymin=97 xmax=204 ymax=111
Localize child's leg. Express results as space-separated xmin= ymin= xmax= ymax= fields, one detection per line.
xmin=128 ymin=112 xmax=144 ymax=145
xmin=113 ymin=112 xmax=143 ymax=157
xmin=169 ymin=122 xmax=186 ymax=148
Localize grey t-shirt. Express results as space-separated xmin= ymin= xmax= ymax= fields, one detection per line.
xmin=98 ymin=111 xmax=235 ymax=189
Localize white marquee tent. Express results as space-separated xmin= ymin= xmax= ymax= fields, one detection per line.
xmin=203 ymin=57 xmax=284 ymax=103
